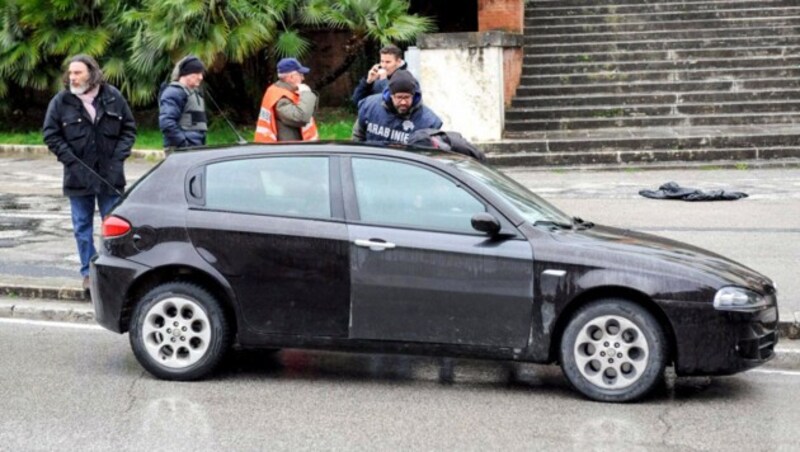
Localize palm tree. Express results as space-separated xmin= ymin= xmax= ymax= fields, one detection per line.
xmin=0 ymin=0 xmax=128 ymax=98
xmin=120 ymin=0 xmax=285 ymax=105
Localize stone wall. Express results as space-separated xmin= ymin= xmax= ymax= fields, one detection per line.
xmin=418 ymin=32 xmax=523 ymax=142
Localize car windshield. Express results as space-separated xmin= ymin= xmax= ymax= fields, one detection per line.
xmin=440 ymin=156 xmax=573 ymax=226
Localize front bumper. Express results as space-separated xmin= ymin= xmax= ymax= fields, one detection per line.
xmin=90 ymin=255 xmax=150 ymax=333
xmin=661 ymin=301 xmax=778 ymax=376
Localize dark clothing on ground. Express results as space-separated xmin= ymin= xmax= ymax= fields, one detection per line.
xmin=158 ymin=82 xmax=207 ymax=148
xmin=639 ymin=181 xmax=749 ymax=201
xmin=352 ymin=92 xmax=443 ymax=145
xmin=43 ymin=83 xmax=136 ymax=197
xmin=351 ymin=62 xmax=409 ymax=106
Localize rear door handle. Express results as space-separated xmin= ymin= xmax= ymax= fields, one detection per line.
xmin=354 ymin=239 xmax=396 ymax=251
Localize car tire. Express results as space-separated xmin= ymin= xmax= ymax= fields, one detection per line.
xmin=559 ymin=298 xmax=667 ymax=402
xmin=129 ymin=282 xmax=231 ymax=381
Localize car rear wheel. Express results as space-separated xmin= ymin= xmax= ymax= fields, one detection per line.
xmin=559 ymin=299 xmax=667 ymax=402
xmin=129 ymin=282 xmax=231 ymax=380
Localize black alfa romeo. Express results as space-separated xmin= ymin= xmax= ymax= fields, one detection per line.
xmin=91 ymin=143 xmax=778 ymax=402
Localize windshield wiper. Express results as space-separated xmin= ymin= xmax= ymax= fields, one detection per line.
xmin=573 ymin=217 xmax=595 ymax=229
xmin=534 ymin=220 xmax=573 ymax=230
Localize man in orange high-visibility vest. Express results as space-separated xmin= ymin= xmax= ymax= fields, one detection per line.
xmin=254 ymin=58 xmax=319 ymax=143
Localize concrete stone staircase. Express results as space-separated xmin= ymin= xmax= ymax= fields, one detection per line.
xmin=484 ymin=0 xmax=800 ymax=166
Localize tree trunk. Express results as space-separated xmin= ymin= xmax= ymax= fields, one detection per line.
xmin=313 ymin=34 xmax=368 ymax=91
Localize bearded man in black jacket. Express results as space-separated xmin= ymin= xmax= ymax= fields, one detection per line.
xmin=42 ymin=54 xmax=137 ymax=290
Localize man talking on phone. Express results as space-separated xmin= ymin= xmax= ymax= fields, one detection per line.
xmin=351 ymin=44 xmax=407 ymax=106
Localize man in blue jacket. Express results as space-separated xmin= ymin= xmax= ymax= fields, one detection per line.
xmin=158 ymin=56 xmax=207 ymax=148
xmin=352 ymin=70 xmax=443 ymax=145
xmin=351 ymin=44 xmax=407 ymax=106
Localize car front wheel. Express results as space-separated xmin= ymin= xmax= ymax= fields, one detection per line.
xmin=129 ymin=282 xmax=231 ymax=380
xmin=559 ymin=299 xmax=667 ymax=402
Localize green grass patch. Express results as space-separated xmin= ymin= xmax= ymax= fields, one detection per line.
xmin=735 ymin=162 xmax=749 ymax=170
xmin=0 ymin=107 xmax=356 ymax=149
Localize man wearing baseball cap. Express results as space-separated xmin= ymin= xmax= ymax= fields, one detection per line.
xmin=159 ymin=55 xmax=208 ymax=148
xmin=254 ymin=57 xmax=319 ymax=142
xmin=352 ymin=69 xmax=442 ymax=145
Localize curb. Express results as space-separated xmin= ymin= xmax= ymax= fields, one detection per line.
xmin=0 ymin=284 xmax=88 ymax=302
xmin=0 ymin=144 xmax=164 ymax=161
xmin=0 ymin=298 xmax=95 ymax=324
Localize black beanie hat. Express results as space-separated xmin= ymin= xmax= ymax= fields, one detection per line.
xmin=389 ymin=70 xmax=417 ymax=95
xmin=178 ymin=56 xmax=205 ymax=77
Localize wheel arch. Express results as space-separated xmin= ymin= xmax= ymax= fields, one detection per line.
xmin=547 ymin=286 xmax=677 ymax=365
xmin=120 ymin=265 xmax=239 ymax=336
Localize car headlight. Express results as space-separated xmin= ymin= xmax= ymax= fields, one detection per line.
xmin=713 ymin=286 xmax=769 ymax=312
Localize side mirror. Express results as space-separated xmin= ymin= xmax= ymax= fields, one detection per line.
xmin=471 ymin=212 xmax=501 ymax=236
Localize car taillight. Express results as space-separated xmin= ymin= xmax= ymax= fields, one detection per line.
xmin=102 ymin=216 xmax=131 ymax=238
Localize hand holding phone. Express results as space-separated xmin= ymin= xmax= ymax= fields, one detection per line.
xmin=366 ymin=64 xmax=381 ymax=83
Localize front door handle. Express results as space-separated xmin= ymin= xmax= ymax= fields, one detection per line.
xmin=354 ymin=239 xmax=396 ymax=251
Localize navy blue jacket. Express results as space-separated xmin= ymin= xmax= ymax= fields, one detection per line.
xmin=158 ymin=84 xmax=206 ymax=148
xmin=352 ymin=91 xmax=443 ymax=145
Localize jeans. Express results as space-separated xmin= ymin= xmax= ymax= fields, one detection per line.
xmin=69 ymin=193 xmax=120 ymax=277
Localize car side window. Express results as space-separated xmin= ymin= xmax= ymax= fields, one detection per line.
xmin=205 ymin=156 xmax=330 ymax=219
xmin=351 ymin=158 xmax=485 ymax=233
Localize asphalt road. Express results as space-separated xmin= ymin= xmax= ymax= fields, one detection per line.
xmin=1 ymin=319 xmax=798 ymax=451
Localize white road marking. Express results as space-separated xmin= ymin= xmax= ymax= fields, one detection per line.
xmin=0 ymin=317 xmax=103 ymax=330
xmin=747 ymin=368 xmax=800 ymax=377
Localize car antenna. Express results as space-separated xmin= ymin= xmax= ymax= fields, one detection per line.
xmin=62 ymin=149 xmax=124 ymax=197
xmin=204 ymin=88 xmax=248 ymax=145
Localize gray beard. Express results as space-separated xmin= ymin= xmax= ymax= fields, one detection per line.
xmin=70 ymin=83 xmax=89 ymax=95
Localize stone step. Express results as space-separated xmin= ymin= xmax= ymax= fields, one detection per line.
xmin=511 ymin=89 xmax=800 ymax=108
xmin=504 ymin=113 xmax=800 ymax=131
xmin=492 ymin=125 xmax=800 ymax=152
xmin=507 ymin=100 xmax=800 ymax=120
xmin=525 ymin=16 xmax=800 ymax=36
xmin=524 ymin=35 xmax=800 ymax=54
xmin=523 ymin=46 xmax=800 ymax=65
xmin=524 ymin=25 xmax=800 ymax=45
xmin=526 ymin=0 xmax=798 ymax=17
xmin=485 ymin=146 xmax=800 ymax=167
xmin=521 ymin=66 xmax=800 ymax=86
xmin=525 ymin=6 xmax=800 ymax=26
xmin=524 ymin=56 xmax=800 ymax=76
xmin=516 ymin=78 xmax=799 ymax=96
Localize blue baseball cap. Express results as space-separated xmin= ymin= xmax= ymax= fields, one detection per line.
xmin=277 ymin=57 xmax=310 ymax=74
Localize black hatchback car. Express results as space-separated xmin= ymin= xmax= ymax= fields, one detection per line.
xmin=91 ymin=143 xmax=778 ymax=402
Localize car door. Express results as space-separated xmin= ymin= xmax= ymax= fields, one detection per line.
xmin=185 ymin=155 xmax=350 ymax=337
xmin=344 ymin=156 xmax=534 ymax=349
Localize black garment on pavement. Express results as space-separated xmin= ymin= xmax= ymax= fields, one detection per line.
xmin=639 ymin=181 xmax=748 ymax=201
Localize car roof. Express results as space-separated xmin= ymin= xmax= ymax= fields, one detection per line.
xmin=166 ymin=141 xmax=468 ymax=167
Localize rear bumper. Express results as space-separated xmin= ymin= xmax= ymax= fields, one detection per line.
xmin=90 ymin=255 xmax=150 ymax=333
xmin=663 ymin=302 xmax=778 ymax=376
